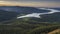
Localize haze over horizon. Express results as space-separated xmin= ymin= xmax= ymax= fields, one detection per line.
xmin=0 ymin=0 xmax=60 ymax=7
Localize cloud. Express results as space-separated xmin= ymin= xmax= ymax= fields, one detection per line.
xmin=0 ymin=0 xmax=60 ymax=1
xmin=0 ymin=1 xmax=60 ymax=7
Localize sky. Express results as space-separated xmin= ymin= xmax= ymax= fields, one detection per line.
xmin=0 ymin=0 xmax=60 ymax=7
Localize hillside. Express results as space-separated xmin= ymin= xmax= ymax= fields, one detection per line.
xmin=0 ymin=10 xmax=19 ymax=24
xmin=0 ymin=21 xmax=60 ymax=34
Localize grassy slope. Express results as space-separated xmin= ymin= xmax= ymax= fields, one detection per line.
xmin=0 ymin=19 xmax=60 ymax=34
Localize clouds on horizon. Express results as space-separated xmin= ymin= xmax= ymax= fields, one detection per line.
xmin=0 ymin=1 xmax=60 ymax=7
xmin=0 ymin=0 xmax=60 ymax=1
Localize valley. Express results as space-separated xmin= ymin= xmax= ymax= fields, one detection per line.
xmin=0 ymin=6 xmax=60 ymax=34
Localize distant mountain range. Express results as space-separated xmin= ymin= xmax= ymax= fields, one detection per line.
xmin=0 ymin=6 xmax=60 ymax=24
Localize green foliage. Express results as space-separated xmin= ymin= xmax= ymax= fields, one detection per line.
xmin=0 ymin=21 xmax=60 ymax=34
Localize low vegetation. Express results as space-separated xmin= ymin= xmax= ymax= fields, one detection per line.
xmin=0 ymin=20 xmax=60 ymax=34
